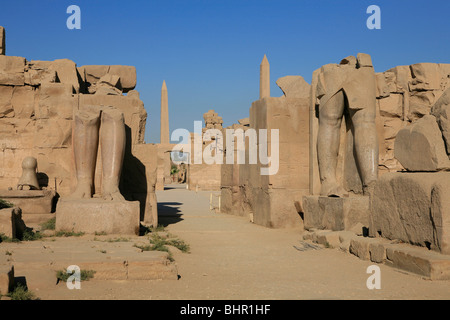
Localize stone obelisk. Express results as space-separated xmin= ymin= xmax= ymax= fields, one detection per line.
xmin=260 ymin=54 xmax=270 ymax=99
xmin=160 ymin=80 xmax=169 ymax=145
xmin=160 ymin=80 xmax=171 ymax=184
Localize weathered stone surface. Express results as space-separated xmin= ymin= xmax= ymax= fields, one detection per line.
xmin=30 ymin=59 xmax=80 ymax=93
xmin=371 ymin=172 xmax=450 ymax=253
xmin=55 ymin=199 xmax=140 ymax=235
xmin=0 ymin=55 xmax=26 ymax=85
xmin=431 ymin=178 xmax=450 ymax=255
xmin=431 ymin=87 xmax=450 ymax=153
xmin=0 ymin=208 xmax=16 ymax=239
xmin=0 ymin=190 xmax=56 ymax=215
xmin=385 ymin=245 xmax=450 ymax=280
xmin=37 ymin=83 xmax=76 ymax=120
xmin=302 ymin=195 xmax=370 ymax=231
xmin=349 ymin=237 xmax=378 ymax=260
xmin=276 ymin=75 xmax=310 ymax=99
xmin=79 ymin=65 xmax=136 ymax=93
xmin=378 ymin=93 xmax=403 ymax=118
xmin=410 ymin=63 xmax=442 ymax=91
xmin=394 ymin=115 xmax=450 ymax=171
xmin=11 ymin=85 xmax=35 ymax=119
xmin=0 ymin=265 xmax=14 ymax=296
xmin=0 ymin=85 xmax=14 ymax=118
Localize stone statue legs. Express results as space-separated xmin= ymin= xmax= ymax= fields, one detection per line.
xmin=317 ymin=90 xmax=378 ymax=197
xmin=317 ymin=90 xmax=346 ymax=197
xmin=70 ymin=110 xmax=101 ymax=199
xmin=100 ymin=108 xmax=126 ymax=201
xmin=69 ymin=107 xmax=126 ymax=200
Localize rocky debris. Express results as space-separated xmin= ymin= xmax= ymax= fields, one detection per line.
xmin=394 ymin=115 xmax=450 ymax=171
xmin=303 ymin=229 xmax=450 ymax=280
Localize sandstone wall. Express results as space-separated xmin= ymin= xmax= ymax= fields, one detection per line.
xmin=376 ymin=63 xmax=450 ymax=173
xmin=0 ymin=36 xmax=156 ymax=224
xmin=221 ymin=76 xmax=310 ymax=228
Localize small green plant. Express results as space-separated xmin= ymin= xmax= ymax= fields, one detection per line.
xmin=40 ymin=217 xmax=56 ymax=231
xmin=22 ymin=229 xmax=43 ymax=241
xmin=166 ymin=238 xmax=190 ymax=253
xmin=54 ymin=231 xmax=85 ymax=237
xmin=5 ymin=250 xmax=12 ymax=256
xmin=6 ymin=283 xmax=38 ymax=300
xmin=170 ymin=165 xmax=179 ymax=175
xmin=0 ymin=233 xmax=19 ymax=243
xmin=56 ymin=269 xmax=96 ymax=283
xmin=98 ymin=249 xmax=107 ymax=254
xmin=0 ymin=199 xmax=13 ymax=210
xmin=94 ymin=231 xmax=107 ymax=236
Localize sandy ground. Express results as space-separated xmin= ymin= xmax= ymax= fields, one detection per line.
xmin=2 ymin=184 xmax=449 ymax=300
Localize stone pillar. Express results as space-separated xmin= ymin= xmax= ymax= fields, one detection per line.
xmin=160 ymin=81 xmax=171 ymax=182
xmin=160 ymin=80 xmax=169 ymax=144
xmin=260 ymin=55 xmax=270 ymax=99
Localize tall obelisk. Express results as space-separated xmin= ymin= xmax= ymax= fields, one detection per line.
xmin=260 ymin=54 xmax=270 ymax=99
xmin=160 ymin=80 xmax=169 ymax=144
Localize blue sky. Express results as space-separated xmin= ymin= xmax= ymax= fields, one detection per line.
xmin=1 ymin=0 xmax=449 ymax=143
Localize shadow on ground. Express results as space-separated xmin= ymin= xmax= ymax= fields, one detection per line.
xmin=157 ymin=202 xmax=183 ymax=227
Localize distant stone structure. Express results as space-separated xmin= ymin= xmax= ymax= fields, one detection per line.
xmin=187 ymin=110 xmax=223 ymax=191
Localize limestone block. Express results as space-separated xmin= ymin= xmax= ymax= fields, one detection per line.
xmin=431 ymin=178 xmax=450 ymax=255
xmin=56 ymin=199 xmax=140 ymax=235
xmin=34 ymin=119 xmax=72 ymax=148
xmin=369 ymin=242 xmax=388 ymax=263
xmin=382 ymin=117 xmax=405 ymax=140
xmin=30 ymin=59 xmax=80 ymax=93
xmin=37 ymin=83 xmax=76 ymax=120
xmin=394 ymin=115 xmax=450 ymax=171
xmin=11 ymin=85 xmax=36 ymax=119
xmin=0 ymin=85 xmax=14 ymax=118
xmin=431 ymin=87 xmax=450 ymax=153
xmin=302 ymin=195 xmax=370 ymax=231
xmin=0 ymin=265 xmax=14 ymax=296
xmin=378 ymin=93 xmax=403 ymax=118
xmin=0 ymin=55 xmax=26 ymax=85
xmin=408 ymin=91 xmax=436 ymax=121
xmin=0 ymin=208 xmax=16 ymax=238
xmin=79 ymin=65 xmax=136 ymax=93
xmin=371 ymin=172 xmax=450 ymax=253
xmin=0 ymin=190 xmax=56 ymax=215
xmin=276 ymin=75 xmax=310 ymax=99
xmin=108 ymin=66 xmax=136 ymax=92
xmin=375 ymin=73 xmax=390 ymax=98
xmin=24 ymin=61 xmax=57 ymax=86
xmin=385 ymin=245 xmax=450 ymax=280
xmin=349 ymin=237 xmax=378 ymax=260
xmin=0 ymin=26 xmax=5 ymax=55
xmin=410 ymin=63 xmax=442 ymax=91
xmin=386 ymin=66 xmax=411 ymax=93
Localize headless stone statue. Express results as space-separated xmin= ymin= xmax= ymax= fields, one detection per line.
xmin=69 ymin=106 xmax=126 ymax=201
xmin=315 ymin=53 xmax=378 ymax=197
xmin=17 ymin=157 xmax=40 ymax=190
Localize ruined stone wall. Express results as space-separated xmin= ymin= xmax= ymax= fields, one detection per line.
xmin=187 ymin=110 xmax=223 ymax=191
xmin=376 ymin=63 xmax=450 ymax=173
xmin=0 ymin=28 xmax=157 ymax=224
xmin=221 ymin=76 xmax=310 ymax=228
